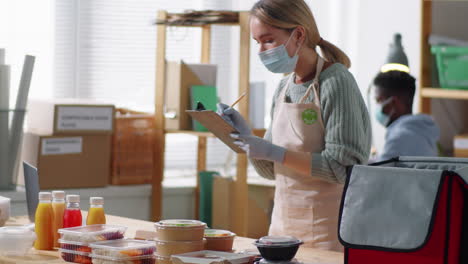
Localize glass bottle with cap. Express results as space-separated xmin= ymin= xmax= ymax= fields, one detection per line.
xmin=51 ymin=190 xmax=65 ymax=248
xmin=34 ymin=192 xmax=54 ymax=250
xmin=63 ymin=194 xmax=82 ymax=228
xmin=86 ymin=197 xmax=106 ymax=225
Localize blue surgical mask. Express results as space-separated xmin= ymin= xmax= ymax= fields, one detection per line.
xmin=375 ymin=97 xmax=394 ymax=127
xmin=259 ymin=29 xmax=301 ymax=73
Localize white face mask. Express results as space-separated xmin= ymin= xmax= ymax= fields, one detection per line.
xmin=258 ymin=29 xmax=301 ymax=73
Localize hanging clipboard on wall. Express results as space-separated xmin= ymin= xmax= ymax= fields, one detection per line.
xmin=185 ymin=110 xmax=245 ymax=153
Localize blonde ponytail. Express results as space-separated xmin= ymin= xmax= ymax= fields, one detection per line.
xmin=317 ymin=38 xmax=351 ymax=68
xmin=251 ymin=0 xmax=351 ymax=68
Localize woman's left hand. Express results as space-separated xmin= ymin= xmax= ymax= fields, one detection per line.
xmin=231 ymin=133 xmax=285 ymax=163
xmin=216 ymin=103 xmax=252 ymax=135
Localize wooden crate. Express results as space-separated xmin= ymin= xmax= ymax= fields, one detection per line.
xmin=111 ymin=108 xmax=155 ymax=185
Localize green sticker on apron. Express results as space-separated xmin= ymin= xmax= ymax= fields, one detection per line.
xmin=302 ymin=109 xmax=317 ymax=125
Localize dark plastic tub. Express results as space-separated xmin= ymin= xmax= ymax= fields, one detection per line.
xmin=254 ymin=236 xmax=303 ymax=262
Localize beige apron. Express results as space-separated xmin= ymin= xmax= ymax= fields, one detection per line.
xmin=269 ymin=56 xmax=343 ymax=251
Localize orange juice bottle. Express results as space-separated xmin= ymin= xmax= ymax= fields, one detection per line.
xmin=34 ymin=192 xmax=54 ymax=250
xmin=86 ymin=197 xmax=106 ymax=225
xmin=52 ymin=190 xmax=66 ymax=248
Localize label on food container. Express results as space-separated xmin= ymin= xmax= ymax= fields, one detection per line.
xmin=41 ymin=137 xmax=82 ymax=155
xmin=56 ymin=105 xmax=114 ymax=132
xmin=204 ymin=229 xmax=235 ymax=237
xmin=158 ymin=219 xmax=205 ymax=227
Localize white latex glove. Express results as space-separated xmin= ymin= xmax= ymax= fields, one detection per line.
xmin=216 ymin=103 xmax=252 ymax=135
xmin=231 ymin=133 xmax=286 ymax=163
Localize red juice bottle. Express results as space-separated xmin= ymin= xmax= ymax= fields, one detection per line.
xmin=63 ymin=194 xmax=82 ymax=228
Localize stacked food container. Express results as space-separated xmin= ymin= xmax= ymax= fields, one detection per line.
xmin=204 ymin=229 xmax=236 ymax=252
xmin=90 ymin=239 xmax=156 ymax=264
xmin=58 ymin=224 xmax=127 ymax=264
xmin=154 ymin=220 xmax=206 ymax=264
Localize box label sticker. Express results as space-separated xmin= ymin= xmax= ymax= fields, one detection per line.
xmin=56 ymin=106 xmax=113 ymax=131
xmin=41 ymin=137 xmax=83 ymax=155
xmin=455 ymin=138 xmax=468 ymax=150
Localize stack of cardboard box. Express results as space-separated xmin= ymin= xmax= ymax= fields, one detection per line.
xmin=19 ymin=99 xmax=115 ymax=189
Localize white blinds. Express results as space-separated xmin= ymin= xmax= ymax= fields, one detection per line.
xmin=54 ymin=0 xmax=204 ymax=109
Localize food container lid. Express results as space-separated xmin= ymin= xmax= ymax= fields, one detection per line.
xmin=66 ymin=194 xmax=80 ymax=203
xmin=38 ymin=192 xmax=52 ymax=200
xmin=58 ymin=239 xmax=90 ymax=246
xmin=90 ymin=253 xmax=155 ymax=261
xmin=204 ymin=229 xmax=236 ymax=238
xmin=155 ymin=219 xmax=206 ymax=228
xmin=58 ymin=224 xmax=127 ymax=243
xmin=52 ymin=190 xmax=66 ymax=199
xmin=255 ymin=236 xmax=302 ymax=247
xmin=90 ymin=197 xmax=104 ymax=205
xmin=171 ymin=250 xmax=252 ymax=264
xmin=0 ymin=226 xmax=36 ymax=240
xmin=58 ymin=224 xmax=127 ymax=235
xmin=90 ymin=239 xmax=156 ymax=251
xmin=155 ymin=238 xmax=206 ymax=245
xmin=59 ymin=248 xmax=91 ymax=256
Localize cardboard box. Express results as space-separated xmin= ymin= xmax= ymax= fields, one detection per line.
xmin=212 ymin=176 xmax=274 ymax=238
xmin=18 ymin=131 xmax=111 ymax=189
xmin=454 ymin=134 xmax=468 ymax=157
xmin=165 ymin=61 xmax=217 ymax=130
xmin=111 ymin=113 xmax=155 ymax=185
xmin=26 ymin=99 xmax=115 ymax=135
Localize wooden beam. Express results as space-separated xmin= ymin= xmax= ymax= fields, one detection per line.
xmin=421 ymin=87 xmax=468 ymax=100
xmin=195 ymin=136 xmax=208 ymax=219
xmin=201 ymin=25 xmax=211 ymax=63
xmin=419 ymin=0 xmax=432 ymax=114
xmin=233 ymin=11 xmax=251 ymax=237
xmin=195 ymin=25 xmax=211 ymax=219
xmin=152 ymin=10 xmax=167 ymax=221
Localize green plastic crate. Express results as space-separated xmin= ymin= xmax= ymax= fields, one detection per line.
xmin=431 ymin=45 xmax=468 ymax=90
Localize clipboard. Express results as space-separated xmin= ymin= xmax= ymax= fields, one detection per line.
xmin=186 ymin=110 xmax=245 ymax=153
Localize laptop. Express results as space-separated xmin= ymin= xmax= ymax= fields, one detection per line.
xmin=23 ymin=162 xmax=40 ymax=222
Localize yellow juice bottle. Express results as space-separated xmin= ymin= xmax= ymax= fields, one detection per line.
xmin=34 ymin=192 xmax=54 ymax=250
xmin=52 ymin=191 xmax=66 ymax=248
xmin=86 ymin=197 xmax=106 ymax=225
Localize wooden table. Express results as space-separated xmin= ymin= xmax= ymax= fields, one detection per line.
xmin=2 ymin=215 xmax=343 ymax=264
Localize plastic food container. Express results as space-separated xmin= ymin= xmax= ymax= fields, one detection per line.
xmin=171 ymin=250 xmax=253 ymax=264
xmin=155 ymin=239 xmax=205 ymax=257
xmin=0 ymin=226 xmax=36 ymax=255
xmin=254 ymin=236 xmax=303 ymax=262
xmin=204 ymin=229 xmax=236 ymax=252
xmin=91 ymin=253 xmax=155 ymax=264
xmin=155 ymin=255 xmax=172 ymax=264
xmin=58 ymin=224 xmax=127 ymax=243
xmin=60 ymin=249 xmax=92 ymax=264
xmin=59 ymin=239 xmax=91 ymax=253
xmin=90 ymin=239 xmax=156 ymax=258
xmin=155 ymin=219 xmax=206 ymax=241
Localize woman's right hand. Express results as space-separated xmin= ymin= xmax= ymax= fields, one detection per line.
xmin=216 ymin=103 xmax=252 ymax=135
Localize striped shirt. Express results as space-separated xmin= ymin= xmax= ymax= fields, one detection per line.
xmin=250 ymin=63 xmax=371 ymax=183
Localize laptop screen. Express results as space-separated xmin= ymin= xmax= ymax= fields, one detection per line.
xmin=23 ymin=162 xmax=40 ymax=222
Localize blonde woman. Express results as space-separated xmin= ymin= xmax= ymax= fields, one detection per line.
xmin=217 ymin=0 xmax=371 ymax=251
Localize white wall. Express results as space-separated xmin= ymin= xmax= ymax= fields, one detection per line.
xmin=348 ymin=0 xmax=422 ymax=152
xmin=0 ymin=0 xmax=55 ymax=102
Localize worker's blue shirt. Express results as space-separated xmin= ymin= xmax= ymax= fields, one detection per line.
xmin=378 ymin=114 xmax=440 ymax=161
